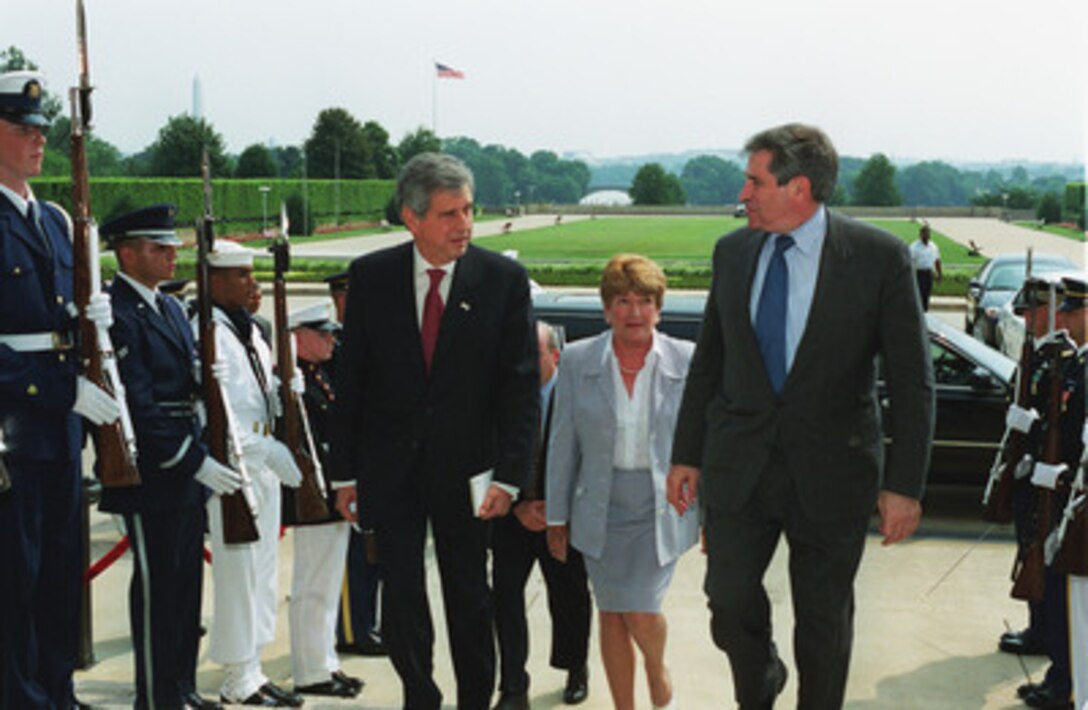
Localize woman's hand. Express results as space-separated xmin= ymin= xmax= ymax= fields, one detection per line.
xmin=546 ymin=524 xmax=570 ymax=563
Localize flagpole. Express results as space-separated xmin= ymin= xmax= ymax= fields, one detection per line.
xmin=431 ymin=59 xmax=437 ymax=134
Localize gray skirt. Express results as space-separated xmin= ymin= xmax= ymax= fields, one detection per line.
xmin=581 ymin=468 xmax=677 ymax=613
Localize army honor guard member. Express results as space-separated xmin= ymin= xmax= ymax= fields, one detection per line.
xmin=0 ymin=69 xmax=120 ymax=709
xmin=100 ymin=204 xmax=238 ymax=710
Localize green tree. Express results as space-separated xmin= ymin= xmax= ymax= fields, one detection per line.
xmin=629 ymin=163 xmax=685 ymax=205
xmin=680 ymin=155 xmax=745 ymax=206
xmin=851 ymin=153 xmax=901 ymax=206
xmin=271 ymin=146 xmax=304 ymax=178
xmin=235 ymin=143 xmax=277 ymax=178
xmin=145 ymin=114 xmax=229 ymax=177
xmin=398 ymin=127 xmax=441 ymax=164
xmin=1036 ymin=192 xmax=1062 ymax=224
xmin=897 ymin=161 xmax=967 ymax=206
xmin=304 ymin=107 xmax=369 ymax=179
xmin=361 ymin=121 xmax=399 ymax=178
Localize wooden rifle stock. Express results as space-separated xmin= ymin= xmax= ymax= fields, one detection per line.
xmin=197 ymin=155 xmax=258 ymax=544
xmin=70 ymin=5 xmax=140 ymax=487
xmin=1010 ymin=336 xmax=1062 ymax=601
xmin=270 ymin=221 xmax=329 ymax=523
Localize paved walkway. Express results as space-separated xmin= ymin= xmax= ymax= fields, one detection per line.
xmin=925 ymin=217 xmax=1085 ymax=268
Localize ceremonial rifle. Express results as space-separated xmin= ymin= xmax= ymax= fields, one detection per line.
xmin=196 ymin=152 xmax=259 ymax=544
xmin=1011 ymin=288 xmax=1062 ymax=602
xmin=0 ymin=430 xmax=10 ymax=493
xmin=982 ymin=249 xmax=1035 ymax=522
xmin=70 ymin=0 xmax=140 ymax=487
xmin=270 ymin=204 xmax=329 ymax=522
xmin=1051 ymin=441 xmax=1088 ymax=575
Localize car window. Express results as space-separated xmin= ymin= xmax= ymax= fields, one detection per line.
xmin=987 ymin=264 xmax=1025 ymax=290
xmin=930 ymin=340 xmax=979 ymax=386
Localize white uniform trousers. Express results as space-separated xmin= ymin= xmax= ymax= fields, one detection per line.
xmin=1071 ymin=574 xmax=1088 ymax=710
xmin=206 ymin=460 xmax=283 ymax=700
xmin=289 ymin=521 xmax=351 ymax=686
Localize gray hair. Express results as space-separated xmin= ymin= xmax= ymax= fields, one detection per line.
xmin=537 ymin=320 xmax=560 ymax=353
xmin=396 ymin=152 xmax=475 ymax=218
xmin=744 ymin=123 xmax=838 ymax=203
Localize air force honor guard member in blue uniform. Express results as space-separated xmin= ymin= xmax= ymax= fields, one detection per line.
xmin=0 ymin=70 xmax=120 ymax=709
xmin=100 ymin=205 xmax=241 ymax=710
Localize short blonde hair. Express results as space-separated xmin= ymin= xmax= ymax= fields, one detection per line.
xmin=599 ymin=254 xmax=666 ymax=309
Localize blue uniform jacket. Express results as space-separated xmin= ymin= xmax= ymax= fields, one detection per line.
xmin=99 ymin=277 xmax=207 ymax=514
xmin=0 ymin=197 xmax=80 ymax=463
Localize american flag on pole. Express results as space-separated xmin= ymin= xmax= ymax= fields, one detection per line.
xmin=435 ymin=62 xmax=465 ymax=79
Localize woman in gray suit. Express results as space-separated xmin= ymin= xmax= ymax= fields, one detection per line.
xmin=546 ymin=254 xmax=699 ymax=710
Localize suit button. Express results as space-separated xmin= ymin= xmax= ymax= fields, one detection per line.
xmin=56 ymin=295 xmax=64 ymax=304
xmin=58 ymin=353 xmax=66 ymax=363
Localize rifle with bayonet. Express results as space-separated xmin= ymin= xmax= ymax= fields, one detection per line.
xmin=1011 ymin=286 xmax=1063 ymax=602
xmin=982 ymin=250 xmax=1036 ymax=522
xmin=70 ymin=0 xmax=140 ymax=488
xmin=1052 ymin=438 xmax=1088 ymax=575
xmin=197 ymin=152 xmax=259 ymax=544
xmin=270 ymin=203 xmax=329 ymax=523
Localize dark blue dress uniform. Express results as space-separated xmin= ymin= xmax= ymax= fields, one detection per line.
xmin=98 ymin=205 xmax=211 ymax=710
xmin=0 ymin=193 xmax=85 ymax=709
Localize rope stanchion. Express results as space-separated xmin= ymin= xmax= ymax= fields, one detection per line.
xmin=83 ymin=535 xmax=130 ymax=584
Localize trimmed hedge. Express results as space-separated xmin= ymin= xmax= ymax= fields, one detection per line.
xmin=31 ymin=177 xmax=395 ymax=236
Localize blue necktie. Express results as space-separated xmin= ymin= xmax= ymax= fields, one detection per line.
xmin=755 ymin=234 xmax=794 ymax=394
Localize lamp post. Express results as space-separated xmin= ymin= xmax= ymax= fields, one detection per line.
xmin=514 ymin=189 xmax=521 ymax=217
xmin=259 ymin=185 xmax=271 ymax=235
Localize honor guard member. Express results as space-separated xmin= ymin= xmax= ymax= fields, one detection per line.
xmin=281 ymin=302 xmax=364 ymax=698
xmin=1053 ymin=274 xmax=1088 ymax=710
xmin=325 ymin=270 xmax=386 ymax=657
xmin=101 ymin=205 xmax=240 ymax=710
xmin=199 ymin=240 xmax=305 ymax=707
xmin=0 ymin=70 xmax=120 ymax=709
xmin=1009 ymin=274 xmax=1080 ymax=710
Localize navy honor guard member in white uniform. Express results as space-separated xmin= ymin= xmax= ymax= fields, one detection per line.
xmin=0 ymin=69 xmax=120 ymax=709
xmin=100 ymin=204 xmax=239 ymax=710
xmin=196 ymin=240 xmax=305 ymax=707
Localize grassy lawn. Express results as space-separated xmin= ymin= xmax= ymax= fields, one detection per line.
xmin=110 ymin=215 xmax=983 ymax=294
xmin=1013 ymin=221 xmax=1087 ymax=242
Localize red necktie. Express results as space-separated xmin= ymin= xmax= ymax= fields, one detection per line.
xmin=421 ymin=268 xmax=445 ymax=372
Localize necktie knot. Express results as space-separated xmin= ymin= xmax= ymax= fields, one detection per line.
xmin=774 ymin=233 xmax=795 ymax=255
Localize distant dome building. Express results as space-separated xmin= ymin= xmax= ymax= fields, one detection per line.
xmin=580 ymin=189 xmax=632 ymax=206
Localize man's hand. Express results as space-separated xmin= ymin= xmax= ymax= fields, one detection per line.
xmin=667 ymin=464 xmax=701 ymax=516
xmin=546 ymin=524 xmax=569 ymax=562
xmin=878 ymin=490 xmax=921 ymax=545
xmin=335 ymin=486 xmax=358 ymax=525
xmin=513 ymin=500 xmax=547 ymax=532
xmin=478 ymin=484 xmax=512 ymax=520
xmin=73 ymin=376 xmax=121 ymax=425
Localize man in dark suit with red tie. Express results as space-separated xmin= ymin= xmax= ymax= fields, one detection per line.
xmin=331 ymin=152 xmax=539 ymax=710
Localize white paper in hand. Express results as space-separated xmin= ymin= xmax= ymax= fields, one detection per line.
xmin=469 ymin=469 xmax=494 ymax=518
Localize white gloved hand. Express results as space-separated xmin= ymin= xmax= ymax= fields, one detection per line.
xmin=84 ymin=292 xmax=113 ymax=329
xmin=266 ymin=440 xmax=303 ymax=488
xmin=1005 ymin=403 xmax=1040 ymax=434
xmin=210 ymin=357 xmax=230 ymax=388
xmin=73 ymin=376 xmax=121 ymax=425
xmin=194 ymin=456 xmax=244 ymax=495
xmin=290 ymin=368 xmax=305 ymax=395
xmin=1031 ymin=461 xmax=1068 ymax=490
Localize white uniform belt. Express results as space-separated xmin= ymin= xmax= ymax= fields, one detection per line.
xmin=0 ymin=331 xmax=73 ymax=352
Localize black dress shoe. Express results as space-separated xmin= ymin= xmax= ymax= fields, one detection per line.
xmin=492 ymin=691 xmax=530 ymax=710
xmin=295 ymin=675 xmax=359 ymax=698
xmin=183 ymin=691 xmax=223 ymax=709
xmin=337 ymin=632 xmax=387 ymax=656
xmin=999 ymin=628 xmax=1045 ymax=655
xmin=1024 ymin=682 xmax=1073 ymax=709
xmin=745 ymin=658 xmax=788 ymax=710
xmin=1019 ymin=681 xmax=1045 ymax=699
xmin=563 ymin=666 xmax=588 ymax=705
xmin=331 ymin=670 xmax=364 ymax=692
xmin=220 ymin=689 xmax=279 ymax=707
xmin=258 ymin=683 xmax=303 ymax=707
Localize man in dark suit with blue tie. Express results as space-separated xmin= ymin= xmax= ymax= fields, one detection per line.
xmin=101 ymin=204 xmax=241 ymax=710
xmin=331 ymin=152 xmax=539 ymax=710
xmin=668 ymin=124 xmax=935 ymax=709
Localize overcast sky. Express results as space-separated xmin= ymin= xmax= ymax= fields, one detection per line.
xmin=9 ymin=0 xmax=1086 ymax=165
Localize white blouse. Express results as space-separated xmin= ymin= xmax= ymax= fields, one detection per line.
xmin=608 ymin=341 xmax=657 ymax=470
